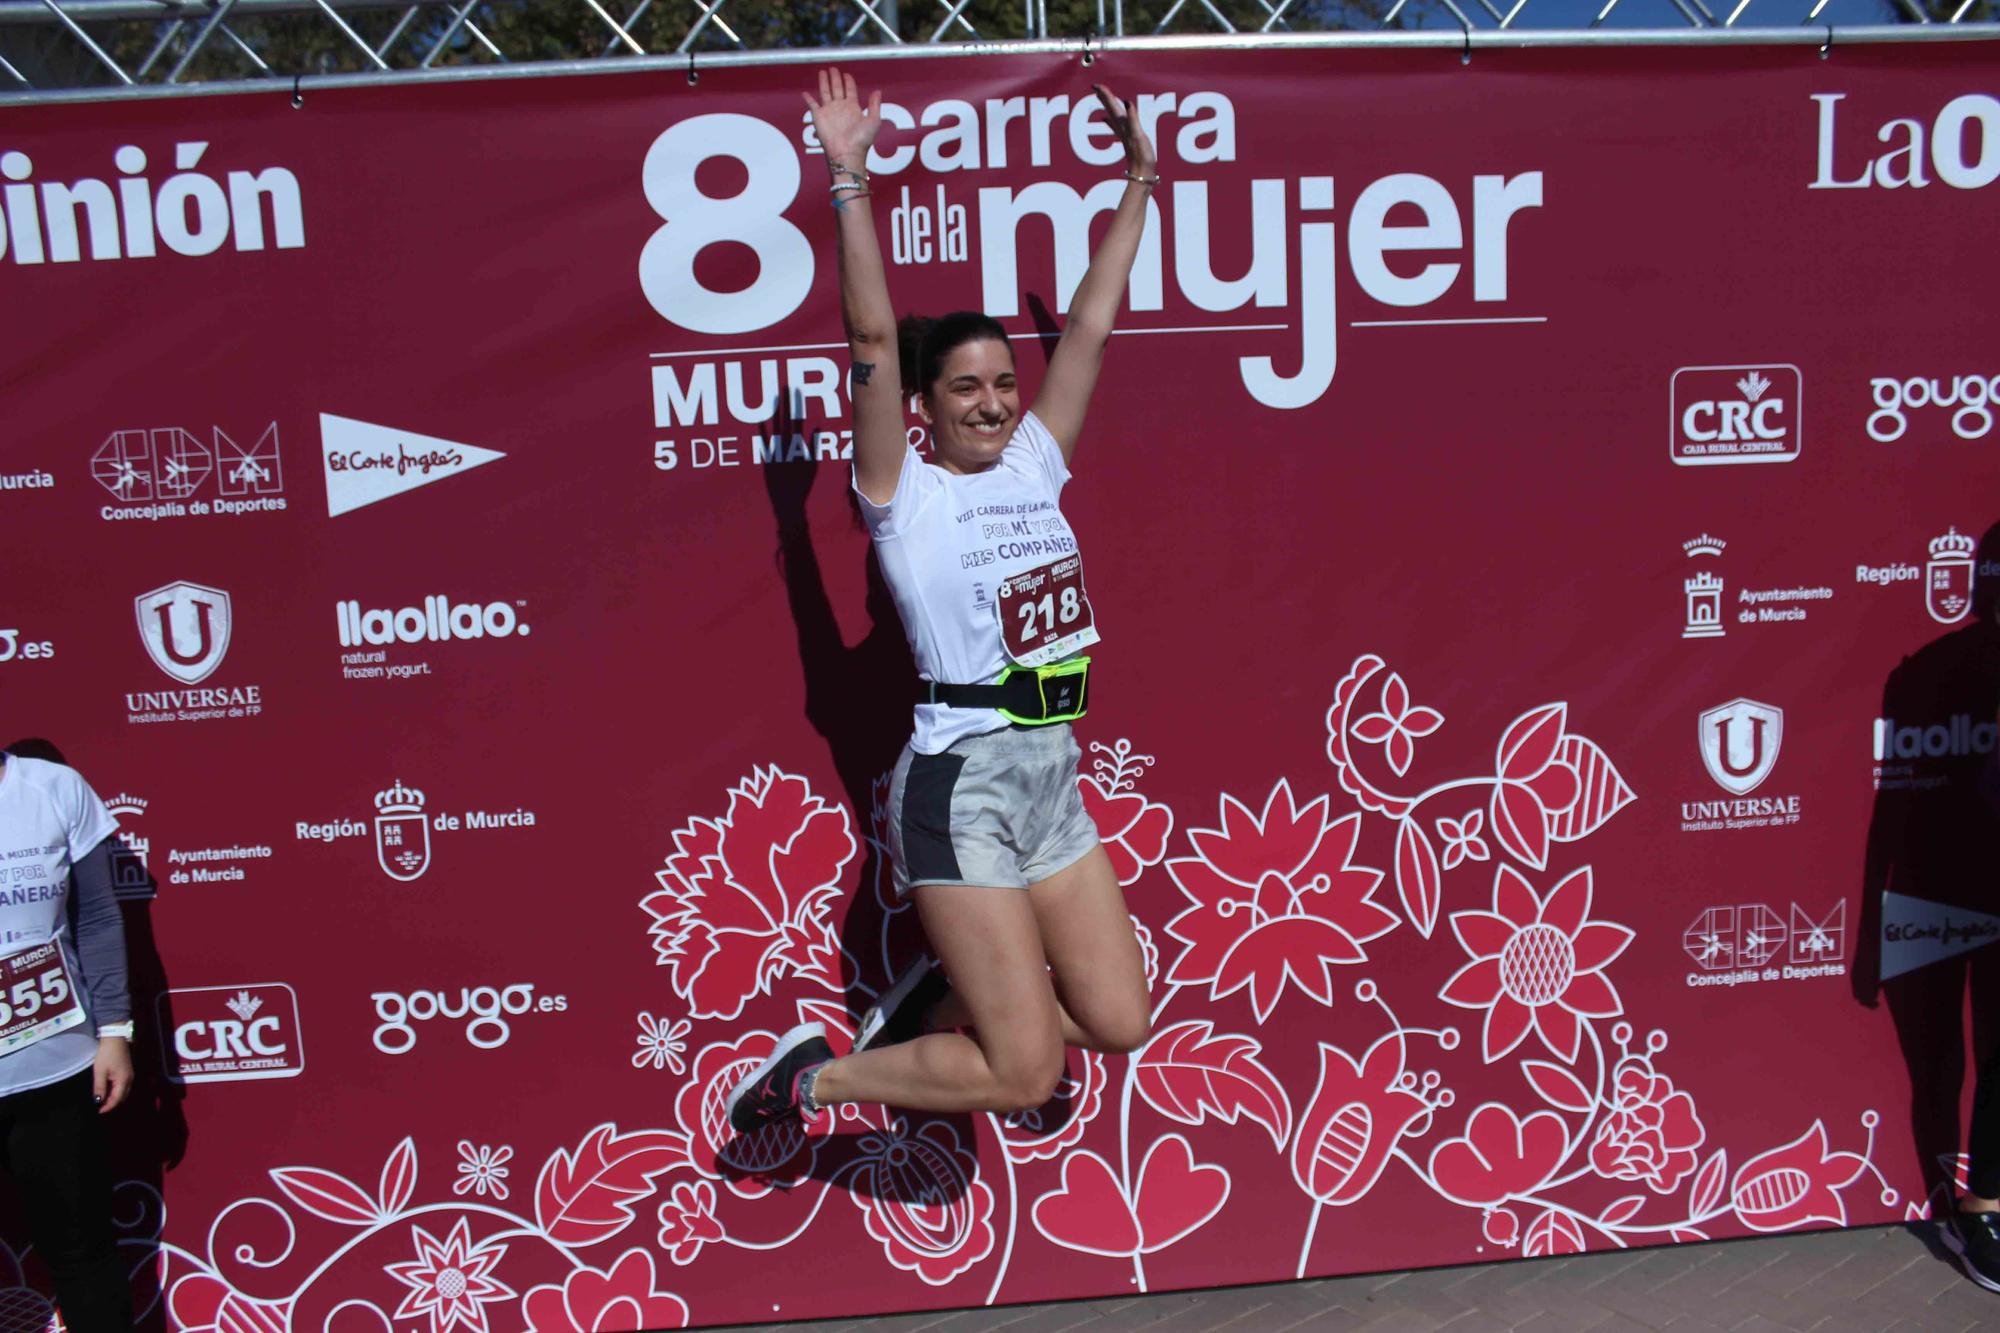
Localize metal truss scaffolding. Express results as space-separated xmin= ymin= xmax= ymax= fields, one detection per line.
xmin=0 ymin=0 xmax=1994 ymax=102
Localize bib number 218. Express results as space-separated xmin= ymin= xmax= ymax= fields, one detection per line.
xmin=997 ymin=555 xmax=1099 ymax=668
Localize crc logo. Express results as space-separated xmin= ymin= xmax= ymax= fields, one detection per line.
xmin=1669 ymin=365 xmax=1802 ymax=466
xmin=134 ymin=581 xmax=232 ymax=685
xmin=159 ymin=983 xmax=303 ymax=1084
xmin=1699 ymin=698 xmax=1784 ymax=796
xmin=370 ymin=984 xmax=567 ymax=1054
xmin=92 ymin=425 xmax=283 ymax=502
xmin=1684 ymin=902 xmax=1847 ymax=971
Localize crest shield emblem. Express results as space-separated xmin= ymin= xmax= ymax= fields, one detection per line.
xmin=1698 ymin=697 xmax=1783 ymax=796
xmin=1926 ymin=553 xmax=1974 ymax=624
xmin=134 ymin=581 xmax=232 ymax=684
xmin=374 ymin=780 xmax=430 ymax=881
xmin=375 ymin=812 xmax=430 ymax=881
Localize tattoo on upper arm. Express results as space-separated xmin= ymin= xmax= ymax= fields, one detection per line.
xmin=852 ymin=361 xmax=875 ymax=386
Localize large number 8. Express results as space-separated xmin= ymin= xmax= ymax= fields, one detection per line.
xmin=640 ymin=114 xmax=814 ymax=335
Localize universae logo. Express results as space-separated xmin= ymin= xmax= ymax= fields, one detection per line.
xmin=134 ymin=581 xmax=231 ymax=684
xmin=1698 ymin=698 xmax=1784 ymax=796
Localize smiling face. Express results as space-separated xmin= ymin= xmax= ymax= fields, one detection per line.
xmin=920 ymin=337 xmax=1019 ymax=474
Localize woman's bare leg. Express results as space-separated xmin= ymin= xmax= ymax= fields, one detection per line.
xmin=1029 ymin=845 xmax=1151 ymax=1053
xmin=810 ymin=883 xmax=1065 ymax=1114
xmin=918 ymin=846 xmax=1150 ymax=1054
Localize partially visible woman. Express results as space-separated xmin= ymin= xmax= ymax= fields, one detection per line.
xmin=727 ymin=67 xmax=1157 ymax=1131
xmin=0 ymin=745 xmax=136 ymax=1333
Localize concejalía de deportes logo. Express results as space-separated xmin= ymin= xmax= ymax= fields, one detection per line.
xmin=92 ymin=422 xmax=286 ymax=521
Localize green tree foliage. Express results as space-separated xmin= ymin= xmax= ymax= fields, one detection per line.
xmin=9 ymin=0 xmax=1394 ymax=88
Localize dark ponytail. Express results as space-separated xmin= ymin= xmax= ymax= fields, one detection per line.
xmin=898 ymin=310 xmax=1010 ymax=394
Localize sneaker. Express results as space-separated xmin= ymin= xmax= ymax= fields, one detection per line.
xmin=1945 ymin=1208 xmax=2000 ymax=1293
xmin=724 ymin=1022 xmax=833 ymax=1135
xmin=854 ymin=956 xmax=950 ymax=1053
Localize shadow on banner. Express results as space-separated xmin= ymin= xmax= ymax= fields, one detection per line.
xmin=1853 ymin=521 xmax=2000 ymax=1211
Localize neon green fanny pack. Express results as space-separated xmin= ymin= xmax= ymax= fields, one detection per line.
xmin=920 ymin=656 xmax=1091 ymax=725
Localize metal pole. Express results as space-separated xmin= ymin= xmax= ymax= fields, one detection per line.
xmin=34 ymin=0 xmax=133 ymax=81
xmin=166 ymin=0 xmax=241 ymax=82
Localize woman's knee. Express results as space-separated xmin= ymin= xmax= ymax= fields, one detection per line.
xmin=987 ymin=1043 xmax=1065 ymax=1112
xmin=1089 ymin=1007 xmax=1151 ymax=1056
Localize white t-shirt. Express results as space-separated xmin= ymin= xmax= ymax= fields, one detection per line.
xmin=0 ymin=756 xmax=118 ymax=1094
xmin=856 ymin=412 xmax=1097 ymax=754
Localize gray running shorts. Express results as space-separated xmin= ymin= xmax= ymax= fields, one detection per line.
xmin=886 ymin=722 xmax=1102 ymax=896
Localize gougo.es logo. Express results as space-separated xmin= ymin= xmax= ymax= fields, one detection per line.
xmin=370 ymin=984 xmax=567 ymax=1053
xmin=1867 ymin=372 xmax=1999 ymax=442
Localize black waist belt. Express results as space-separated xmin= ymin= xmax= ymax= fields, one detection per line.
xmin=919 ymin=659 xmax=1091 ymax=724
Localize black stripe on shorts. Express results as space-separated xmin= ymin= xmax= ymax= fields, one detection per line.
xmin=901 ymin=750 xmax=967 ymax=882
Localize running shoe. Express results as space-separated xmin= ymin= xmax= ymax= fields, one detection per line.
xmin=854 ymin=956 xmax=950 ymax=1053
xmin=1944 ymin=1208 xmax=2000 ymax=1293
xmin=724 ymin=1022 xmax=833 ymax=1135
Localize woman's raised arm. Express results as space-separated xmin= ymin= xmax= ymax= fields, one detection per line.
xmin=806 ymin=68 xmax=906 ymax=507
xmin=1029 ymin=84 xmax=1158 ymax=465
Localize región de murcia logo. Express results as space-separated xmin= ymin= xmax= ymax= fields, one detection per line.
xmin=374 ymin=780 xmax=430 ymax=882
xmin=1924 ymin=526 xmax=1976 ymax=624
xmin=1853 ymin=526 xmax=1992 ymax=628
xmin=294 ymin=779 xmax=537 ymax=882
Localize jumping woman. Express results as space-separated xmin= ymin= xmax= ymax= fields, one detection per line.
xmin=726 ymin=67 xmax=1158 ymax=1129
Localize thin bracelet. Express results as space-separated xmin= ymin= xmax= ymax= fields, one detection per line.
xmin=1125 ymin=171 xmax=1160 ymax=186
xmin=830 ymin=181 xmax=868 ymax=195
xmin=830 ymin=163 xmax=870 ymax=184
xmin=831 ymin=191 xmax=872 ymax=206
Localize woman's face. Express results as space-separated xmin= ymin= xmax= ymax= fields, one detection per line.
xmin=921 ymin=337 xmax=1019 ymax=473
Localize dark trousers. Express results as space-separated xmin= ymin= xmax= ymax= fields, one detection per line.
xmin=1973 ymin=1039 xmax=2000 ymax=1201
xmin=1 ymin=1070 xmax=131 ymax=1333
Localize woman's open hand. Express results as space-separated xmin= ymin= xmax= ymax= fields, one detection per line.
xmin=1091 ymin=84 xmax=1157 ymax=177
xmin=804 ymin=67 xmax=882 ymax=173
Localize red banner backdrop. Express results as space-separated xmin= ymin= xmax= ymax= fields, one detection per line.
xmin=4 ymin=39 xmax=1999 ymax=1332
